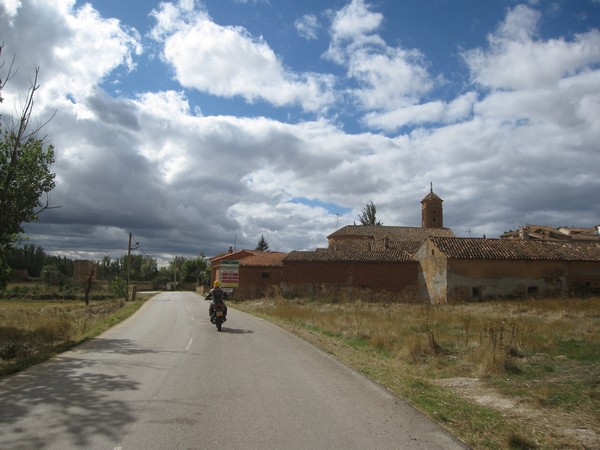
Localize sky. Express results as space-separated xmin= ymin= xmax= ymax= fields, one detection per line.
xmin=1 ymin=0 xmax=599 ymax=265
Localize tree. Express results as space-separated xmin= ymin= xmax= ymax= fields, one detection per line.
xmin=171 ymin=256 xmax=185 ymax=286
xmin=357 ymin=201 xmax=382 ymax=226
xmin=181 ymin=254 xmax=208 ymax=283
xmin=140 ymin=256 xmax=158 ymax=281
xmin=0 ymin=46 xmax=56 ymax=288
xmin=5 ymin=244 xmax=46 ymax=277
xmin=255 ymin=234 xmax=270 ymax=251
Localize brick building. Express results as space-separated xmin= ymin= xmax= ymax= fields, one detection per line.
xmin=237 ymin=252 xmax=287 ymax=298
xmin=500 ymin=224 xmax=600 ymax=241
xmin=209 ymin=249 xmax=258 ymax=287
xmin=278 ymin=187 xmax=454 ymax=296
xmin=415 ymin=237 xmax=600 ymax=302
xmin=282 ymin=249 xmax=418 ymax=295
xmin=209 ymin=249 xmax=287 ymax=298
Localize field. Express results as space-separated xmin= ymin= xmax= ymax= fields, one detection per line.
xmin=233 ymin=295 xmax=600 ymax=450
xmin=0 ymin=296 xmax=147 ymax=377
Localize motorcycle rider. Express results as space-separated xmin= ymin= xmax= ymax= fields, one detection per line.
xmin=206 ymin=280 xmax=227 ymax=322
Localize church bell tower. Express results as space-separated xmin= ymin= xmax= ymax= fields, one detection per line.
xmin=421 ymin=183 xmax=443 ymax=228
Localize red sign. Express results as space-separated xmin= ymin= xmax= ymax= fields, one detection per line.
xmin=220 ymin=261 xmax=239 ymax=288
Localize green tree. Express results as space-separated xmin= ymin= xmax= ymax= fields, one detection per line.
xmin=6 ymin=244 xmax=46 ymax=277
xmin=156 ymin=266 xmax=172 ymax=284
xmin=171 ymin=256 xmax=185 ymax=286
xmin=357 ymin=201 xmax=382 ymax=226
xmin=256 ymin=234 xmax=270 ymax=251
xmin=46 ymin=254 xmax=73 ymax=277
xmin=140 ymin=256 xmax=158 ymax=281
xmin=96 ymin=255 xmax=123 ymax=280
xmin=0 ymin=47 xmax=56 ymax=288
xmin=109 ymin=276 xmax=128 ymax=299
xmin=181 ymin=254 xmax=208 ymax=283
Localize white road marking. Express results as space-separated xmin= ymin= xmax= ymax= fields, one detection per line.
xmin=187 ymin=306 xmax=195 ymax=321
xmin=186 ymin=337 xmax=193 ymax=351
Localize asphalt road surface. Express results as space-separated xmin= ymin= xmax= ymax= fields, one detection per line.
xmin=0 ymin=292 xmax=466 ymax=449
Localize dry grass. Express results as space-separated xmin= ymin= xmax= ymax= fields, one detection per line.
xmin=234 ymin=294 xmax=600 ymax=449
xmin=0 ymin=297 xmax=147 ymax=377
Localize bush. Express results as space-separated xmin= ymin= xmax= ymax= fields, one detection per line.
xmin=109 ymin=277 xmax=128 ymax=299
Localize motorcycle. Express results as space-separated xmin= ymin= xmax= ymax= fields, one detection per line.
xmin=210 ymin=299 xmax=227 ymax=332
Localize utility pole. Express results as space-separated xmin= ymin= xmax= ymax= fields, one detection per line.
xmin=174 ymin=257 xmax=177 ymax=289
xmin=127 ymin=232 xmax=132 ymax=300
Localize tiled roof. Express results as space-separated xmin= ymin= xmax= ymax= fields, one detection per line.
xmin=328 ymin=237 xmax=423 ymax=254
xmin=327 ymin=225 xmax=454 ymax=241
xmin=284 ymin=249 xmax=415 ymax=263
xmin=210 ymin=250 xmax=260 ymax=262
xmin=500 ymin=225 xmax=599 ymax=241
xmin=421 ymin=190 xmax=443 ymax=203
xmin=385 ymin=241 xmax=422 ymax=254
xmin=239 ymin=252 xmax=288 ymax=267
xmin=429 ymin=237 xmax=600 ymax=261
xmin=329 ymin=240 xmax=372 ymax=252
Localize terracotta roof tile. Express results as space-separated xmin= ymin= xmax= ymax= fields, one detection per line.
xmin=329 ymin=240 xmax=372 ymax=252
xmin=284 ymin=249 xmax=415 ymax=263
xmin=429 ymin=237 xmax=600 ymax=261
xmin=328 ymin=238 xmax=422 ymax=254
xmin=500 ymin=225 xmax=600 ymax=241
xmin=239 ymin=252 xmax=288 ymax=267
xmin=386 ymin=241 xmax=422 ymax=254
xmin=210 ymin=250 xmax=260 ymax=262
xmin=327 ymin=225 xmax=454 ymax=242
xmin=421 ymin=190 xmax=443 ymax=202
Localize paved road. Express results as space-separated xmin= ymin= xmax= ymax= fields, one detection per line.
xmin=0 ymin=292 xmax=466 ymax=449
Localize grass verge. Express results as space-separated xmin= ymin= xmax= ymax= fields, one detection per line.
xmin=233 ymin=296 xmax=600 ymax=450
xmin=0 ymin=295 xmax=150 ymax=378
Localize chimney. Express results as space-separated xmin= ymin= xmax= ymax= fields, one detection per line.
xmin=519 ymin=226 xmax=530 ymax=240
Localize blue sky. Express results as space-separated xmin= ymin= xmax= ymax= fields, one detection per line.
xmin=1 ymin=0 xmax=599 ymax=263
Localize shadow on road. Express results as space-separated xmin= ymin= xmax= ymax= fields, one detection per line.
xmin=0 ymin=338 xmax=155 ymax=448
xmin=221 ymin=327 xmax=254 ymax=334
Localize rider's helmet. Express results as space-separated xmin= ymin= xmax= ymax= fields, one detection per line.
xmin=213 ymin=280 xmax=221 ymax=288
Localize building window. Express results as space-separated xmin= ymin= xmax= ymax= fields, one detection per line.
xmin=261 ymin=272 xmax=269 ymax=279
xmin=472 ymin=287 xmax=481 ymax=300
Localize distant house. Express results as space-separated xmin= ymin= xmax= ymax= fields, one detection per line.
xmin=500 ymin=224 xmax=600 ymax=241
xmin=209 ymin=249 xmax=287 ymax=298
xmin=415 ymin=237 xmax=600 ymax=303
xmin=238 ymin=252 xmax=287 ymax=298
xmin=282 ymin=249 xmax=417 ymax=295
xmin=209 ymin=249 xmax=258 ymax=287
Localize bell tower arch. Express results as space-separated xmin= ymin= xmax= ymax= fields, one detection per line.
xmin=421 ymin=183 xmax=443 ymax=228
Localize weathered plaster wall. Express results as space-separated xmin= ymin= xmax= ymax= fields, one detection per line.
xmin=415 ymin=241 xmax=448 ymax=303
